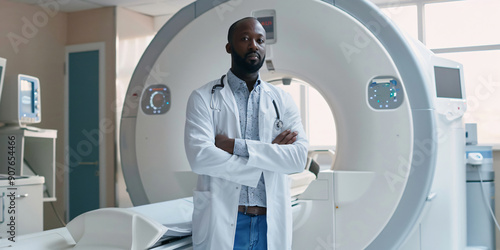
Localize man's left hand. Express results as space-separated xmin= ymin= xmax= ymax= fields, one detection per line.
xmin=215 ymin=134 xmax=235 ymax=154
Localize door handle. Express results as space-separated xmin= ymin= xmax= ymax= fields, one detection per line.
xmin=15 ymin=194 xmax=29 ymax=198
xmin=79 ymin=161 xmax=99 ymax=165
xmin=0 ymin=192 xmax=5 ymax=223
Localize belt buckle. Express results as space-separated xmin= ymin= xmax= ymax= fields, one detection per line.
xmin=242 ymin=206 xmax=257 ymax=217
xmin=244 ymin=206 xmax=255 ymax=217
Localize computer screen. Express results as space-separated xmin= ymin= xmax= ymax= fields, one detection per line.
xmin=0 ymin=57 xmax=6 ymax=102
xmin=18 ymin=75 xmax=40 ymax=123
xmin=434 ymin=66 xmax=463 ymax=99
xmin=20 ymin=78 xmax=35 ymax=114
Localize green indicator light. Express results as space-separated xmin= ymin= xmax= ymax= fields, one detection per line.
xmin=377 ymin=100 xmax=380 ymax=103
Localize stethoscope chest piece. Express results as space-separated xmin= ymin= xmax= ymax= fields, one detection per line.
xmin=275 ymin=119 xmax=283 ymax=130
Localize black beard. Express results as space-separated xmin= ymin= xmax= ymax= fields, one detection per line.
xmin=232 ymin=51 xmax=265 ymax=73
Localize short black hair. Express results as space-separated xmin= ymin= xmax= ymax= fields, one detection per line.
xmin=227 ymin=17 xmax=259 ymax=44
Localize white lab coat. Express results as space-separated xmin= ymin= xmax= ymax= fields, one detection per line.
xmin=184 ymin=76 xmax=308 ymax=250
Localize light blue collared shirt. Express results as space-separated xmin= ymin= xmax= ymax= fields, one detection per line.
xmin=226 ymin=70 xmax=267 ymax=207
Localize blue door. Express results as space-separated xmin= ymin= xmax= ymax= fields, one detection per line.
xmin=68 ymin=50 xmax=100 ymax=220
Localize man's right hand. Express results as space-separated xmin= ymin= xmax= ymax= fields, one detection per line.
xmin=272 ymin=129 xmax=298 ymax=145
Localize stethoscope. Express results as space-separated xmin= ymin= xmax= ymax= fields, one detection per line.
xmin=210 ymin=75 xmax=283 ymax=130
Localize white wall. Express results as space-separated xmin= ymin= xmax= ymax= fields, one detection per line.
xmin=115 ymin=7 xmax=155 ymax=208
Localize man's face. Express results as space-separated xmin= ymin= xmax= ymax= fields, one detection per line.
xmin=227 ymin=19 xmax=266 ymax=73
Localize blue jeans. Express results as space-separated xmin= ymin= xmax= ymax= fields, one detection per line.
xmin=233 ymin=212 xmax=267 ymax=250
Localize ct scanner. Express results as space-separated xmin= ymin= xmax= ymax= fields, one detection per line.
xmin=5 ymin=0 xmax=469 ymax=249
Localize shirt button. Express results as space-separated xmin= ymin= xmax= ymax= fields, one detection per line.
xmin=231 ymin=224 xmax=234 ymax=227
xmin=236 ymin=187 xmax=239 ymax=190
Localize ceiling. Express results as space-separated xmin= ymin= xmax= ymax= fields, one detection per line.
xmin=9 ymin=0 xmax=196 ymax=17
xmin=9 ymin=0 xmax=444 ymax=17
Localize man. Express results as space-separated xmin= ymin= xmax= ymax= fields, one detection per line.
xmin=184 ymin=17 xmax=308 ymax=250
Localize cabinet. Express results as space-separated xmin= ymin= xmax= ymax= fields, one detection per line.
xmin=0 ymin=176 xmax=44 ymax=237
xmin=0 ymin=127 xmax=57 ymax=202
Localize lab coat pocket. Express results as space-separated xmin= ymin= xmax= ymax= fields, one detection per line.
xmin=212 ymin=112 xmax=224 ymax=136
xmin=212 ymin=104 xmax=230 ymax=136
xmin=192 ymin=191 xmax=211 ymax=245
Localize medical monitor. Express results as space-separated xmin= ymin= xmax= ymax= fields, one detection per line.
xmin=0 ymin=57 xmax=6 ymax=104
xmin=434 ymin=66 xmax=462 ymax=99
xmin=253 ymin=9 xmax=277 ymax=44
xmin=432 ymin=56 xmax=466 ymax=120
xmin=0 ymin=74 xmax=41 ymax=127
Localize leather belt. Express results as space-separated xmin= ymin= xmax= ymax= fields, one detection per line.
xmin=238 ymin=205 xmax=267 ymax=216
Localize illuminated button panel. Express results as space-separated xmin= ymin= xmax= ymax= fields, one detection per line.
xmin=368 ymin=77 xmax=404 ymax=110
xmin=141 ymin=84 xmax=171 ymax=115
